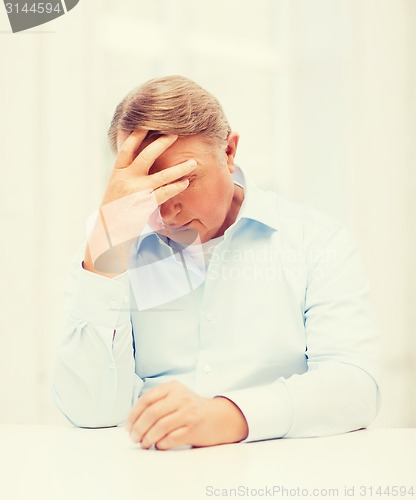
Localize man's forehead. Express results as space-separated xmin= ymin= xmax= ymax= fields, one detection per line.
xmin=151 ymin=138 xmax=211 ymax=174
xmin=117 ymin=130 xmax=215 ymax=165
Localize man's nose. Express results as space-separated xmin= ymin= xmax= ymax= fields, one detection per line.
xmin=159 ymin=197 xmax=182 ymax=223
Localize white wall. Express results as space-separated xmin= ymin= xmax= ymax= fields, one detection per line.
xmin=0 ymin=0 xmax=414 ymax=426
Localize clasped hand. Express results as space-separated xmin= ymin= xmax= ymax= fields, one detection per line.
xmin=125 ymin=381 xmax=248 ymax=450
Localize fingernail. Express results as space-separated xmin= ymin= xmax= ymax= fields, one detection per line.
xmin=130 ymin=431 xmax=139 ymax=443
xmin=186 ymin=159 xmax=197 ymax=169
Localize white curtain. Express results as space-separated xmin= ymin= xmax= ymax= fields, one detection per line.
xmin=0 ymin=0 xmax=414 ymax=426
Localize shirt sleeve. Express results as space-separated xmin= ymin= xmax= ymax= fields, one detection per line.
xmin=219 ymin=222 xmax=381 ymax=442
xmin=52 ymin=249 xmax=143 ymax=428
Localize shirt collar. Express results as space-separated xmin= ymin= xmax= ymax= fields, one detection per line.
xmin=232 ymin=165 xmax=278 ymax=232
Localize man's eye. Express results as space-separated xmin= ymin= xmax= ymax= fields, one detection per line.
xmin=181 ymin=177 xmax=195 ymax=184
xmin=175 ymin=175 xmax=196 ymax=186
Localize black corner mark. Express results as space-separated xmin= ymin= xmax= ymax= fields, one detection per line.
xmin=63 ymin=0 xmax=78 ymax=12
xmin=4 ymin=0 xmax=79 ymax=33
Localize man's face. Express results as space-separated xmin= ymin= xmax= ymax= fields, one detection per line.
xmin=145 ymin=134 xmax=241 ymax=244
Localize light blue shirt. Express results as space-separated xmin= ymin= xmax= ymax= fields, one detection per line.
xmin=53 ymin=167 xmax=380 ymax=442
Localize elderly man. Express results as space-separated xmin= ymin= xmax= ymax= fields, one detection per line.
xmin=53 ymin=75 xmax=380 ymax=450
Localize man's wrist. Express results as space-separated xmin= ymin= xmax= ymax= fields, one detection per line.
xmin=210 ymin=396 xmax=248 ymax=444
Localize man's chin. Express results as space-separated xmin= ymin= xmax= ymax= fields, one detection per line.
xmin=156 ymin=226 xmax=201 ymax=246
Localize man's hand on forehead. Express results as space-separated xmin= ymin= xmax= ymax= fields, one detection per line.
xmin=130 ymin=131 xmax=167 ymax=162
xmin=85 ymin=129 xmax=197 ymax=274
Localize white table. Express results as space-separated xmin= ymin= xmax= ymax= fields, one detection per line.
xmin=0 ymin=426 xmax=414 ymax=500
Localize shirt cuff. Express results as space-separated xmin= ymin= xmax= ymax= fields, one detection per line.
xmin=71 ymin=260 xmax=131 ymax=328
xmin=217 ymin=379 xmax=294 ymax=443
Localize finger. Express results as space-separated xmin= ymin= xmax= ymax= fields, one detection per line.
xmin=139 ymin=410 xmax=183 ymax=449
xmin=131 ymin=135 xmax=178 ymax=175
xmin=126 ymin=384 xmax=171 ymax=431
xmin=155 ymin=426 xmax=189 ymax=451
xmin=115 ymin=129 xmax=148 ymax=169
xmin=148 ymin=159 xmax=197 ymax=190
xmin=153 ymin=179 xmax=190 ymax=205
xmin=130 ymin=397 xmax=179 ymax=444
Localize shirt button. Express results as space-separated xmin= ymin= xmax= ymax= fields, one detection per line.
xmin=205 ymin=312 xmax=213 ymax=321
xmin=123 ymin=295 xmax=129 ymax=304
xmin=203 ymin=365 xmax=212 ymax=373
xmin=109 ymin=363 xmax=115 ymax=370
xmin=109 ymin=301 xmax=120 ymax=310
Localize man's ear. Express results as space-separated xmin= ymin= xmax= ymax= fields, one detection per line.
xmin=225 ymin=132 xmax=240 ymax=172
